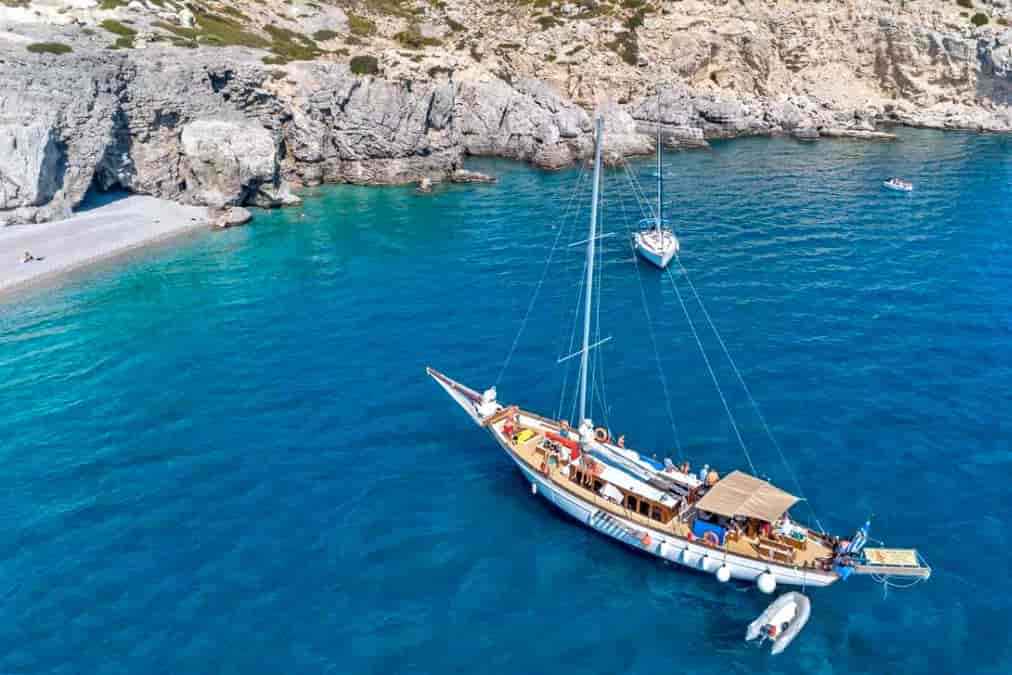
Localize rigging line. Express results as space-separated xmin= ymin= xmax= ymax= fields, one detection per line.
xmin=621 ymin=160 xmax=658 ymax=224
xmin=614 ymin=167 xmax=682 ymax=455
xmin=556 ymin=254 xmax=588 ymax=421
xmin=498 ymin=162 xmax=589 ymax=387
xmin=673 ymin=256 xmax=826 ymax=533
xmin=664 ymin=265 xmax=758 ymax=475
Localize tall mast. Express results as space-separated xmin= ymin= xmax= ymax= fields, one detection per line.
xmin=656 ymin=90 xmax=662 ymax=234
xmin=578 ymin=116 xmax=604 ymax=425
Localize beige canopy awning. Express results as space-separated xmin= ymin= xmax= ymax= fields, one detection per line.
xmin=694 ymin=470 xmax=800 ymax=523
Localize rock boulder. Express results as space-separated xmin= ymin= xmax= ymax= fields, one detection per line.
xmin=179 ymin=119 xmax=281 ymax=208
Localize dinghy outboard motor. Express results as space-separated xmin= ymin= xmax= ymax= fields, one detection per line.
xmin=745 ymin=592 xmax=811 ymax=655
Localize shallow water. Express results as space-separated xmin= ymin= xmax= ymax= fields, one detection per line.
xmin=1 ymin=129 xmax=1010 ymax=674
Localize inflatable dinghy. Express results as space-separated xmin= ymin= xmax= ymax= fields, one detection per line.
xmin=746 ymin=591 xmax=811 ymax=655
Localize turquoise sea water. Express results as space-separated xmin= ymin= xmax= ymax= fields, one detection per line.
xmin=2 ymin=129 xmax=1011 ymax=674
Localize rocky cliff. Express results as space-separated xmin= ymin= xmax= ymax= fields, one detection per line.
xmin=1 ymin=0 xmax=1010 ymax=225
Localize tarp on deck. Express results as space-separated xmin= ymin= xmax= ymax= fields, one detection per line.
xmin=694 ymin=470 xmax=799 ymax=523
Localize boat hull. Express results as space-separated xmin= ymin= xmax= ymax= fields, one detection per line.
xmin=633 ymin=230 xmax=678 ymax=269
xmin=425 ymin=367 xmax=838 ymax=590
xmin=503 ymin=434 xmax=836 ymax=589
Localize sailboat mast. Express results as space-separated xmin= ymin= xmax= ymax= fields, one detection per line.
xmin=578 ymin=116 xmax=604 ymax=425
xmin=656 ymin=91 xmax=662 ymax=234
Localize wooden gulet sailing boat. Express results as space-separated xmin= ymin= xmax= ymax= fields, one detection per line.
xmin=632 ymin=93 xmax=680 ymax=269
xmin=428 ymin=116 xmax=930 ymax=594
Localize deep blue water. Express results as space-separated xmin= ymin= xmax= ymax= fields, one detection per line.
xmin=2 ymin=129 xmax=1011 ymax=674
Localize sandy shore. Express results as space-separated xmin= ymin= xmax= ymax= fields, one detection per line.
xmin=0 ymin=196 xmax=210 ymax=296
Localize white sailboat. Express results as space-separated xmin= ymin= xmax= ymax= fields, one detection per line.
xmin=428 ymin=116 xmax=930 ymax=594
xmin=633 ymin=94 xmax=680 ymax=269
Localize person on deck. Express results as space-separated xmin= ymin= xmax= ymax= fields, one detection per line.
xmin=23 ymin=251 xmax=35 ymax=263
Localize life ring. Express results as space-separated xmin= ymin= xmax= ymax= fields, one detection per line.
xmin=640 ymin=533 xmax=653 ymax=548
xmin=594 ymin=427 xmax=609 ymax=443
xmin=702 ymin=531 xmax=720 ymax=547
xmin=540 ymin=461 xmax=550 ymax=476
xmin=686 ymin=531 xmax=695 ymax=542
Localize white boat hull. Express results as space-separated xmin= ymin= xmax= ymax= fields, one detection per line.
xmin=633 ymin=229 xmax=679 ymax=269
xmin=511 ymin=451 xmax=834 ymax=587
xmin=426 ymin=367 xmax=838 ymax=590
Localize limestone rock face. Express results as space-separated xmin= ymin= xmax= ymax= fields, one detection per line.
xmin=214 ymin=206 xmax=253 ymax=228
xmin=597 ymin=102 xmax=652 ymax=163
xmin=282 ymin=63 xmax=460 ymax=186
xmin=180 ymin=119 xmax=279 ymax=208
xmin=0 ymin=121 xmax=63 ymax=212
xmin=2 ymin=0 xmax=1012 ymax=225
xmin=455 ymin=77 xmax=592 ymax=169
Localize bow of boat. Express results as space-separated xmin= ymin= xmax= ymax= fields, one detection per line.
xmin=426 ymin=366 xmax=493 ymax=425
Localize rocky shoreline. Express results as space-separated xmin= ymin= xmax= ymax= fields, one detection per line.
xmin=2 ymin=1 xmax=1011 ymax=226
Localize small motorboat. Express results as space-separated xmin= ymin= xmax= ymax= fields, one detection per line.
xmin=883 ymin=177 xmax=913 ymax=192
xmin=746 ymin=591 xmax=811 ymax=655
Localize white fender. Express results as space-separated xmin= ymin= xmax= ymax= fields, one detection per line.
xmin=757 ymin=571 xmax=777 ymax=594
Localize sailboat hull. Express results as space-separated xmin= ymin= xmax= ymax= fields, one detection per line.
xmin=506 ymin=440 xmax=835 ymax=588
xmin=633 ymin=230 xmax=678 ymax=269
xmin=427 ymin=367 xmax=838 ymax=590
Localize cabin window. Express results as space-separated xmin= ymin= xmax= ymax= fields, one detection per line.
xmin=651 ymin=506 xmax=663 ymax=522
xmin=638 ymin=500 xmax=650 ymax=516
xmin=625 ymin=495 xmax=638 ymax=511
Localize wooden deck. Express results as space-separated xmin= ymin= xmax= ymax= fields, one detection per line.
xmin=500 ymin=416 xmax=835 ymax=571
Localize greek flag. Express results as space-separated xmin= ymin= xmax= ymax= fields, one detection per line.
xmin=847 ymin=520 xmax=870 ymax=554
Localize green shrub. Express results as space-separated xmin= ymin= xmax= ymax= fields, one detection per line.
xmin=109 ymin=35 xmax=135 ymax=49
xmin=264 ymin=24 xmax=321 ymax=61
xmin=624 ymin=7 xmax=647 ymax=30
xmin=394 ymin=26 xmax=442 ymax=49
xmin=971 ymin=11 xmax=989 ymax=25
xmin=537 ymin=15 xmax=560 ymax=29
xmin=365 ymin=0 xmax=413 ymax=18
xmin=26 ymin=41 xmax=73 ymax=54
xmin=350 ymin=54 xmax=380 ymax=75
xmin=956 ymin=0 xmax=973 ymax=7
xmin=218 ymin=5 xmax=249 ymax=21
xmin=313 ymin=29 xmax=340 ymax=41
xmin=606 ymin=31 xmax=638 ymax=66
xmin=348 ymin=13 xmax=377 ymax=37
xmin=446 ymin=17 xmax=464 ymax=32
xmin=100 ymin=19 xmax=136 ymax=37
xmin=98 ymin=0 xmax=128 ymax=8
